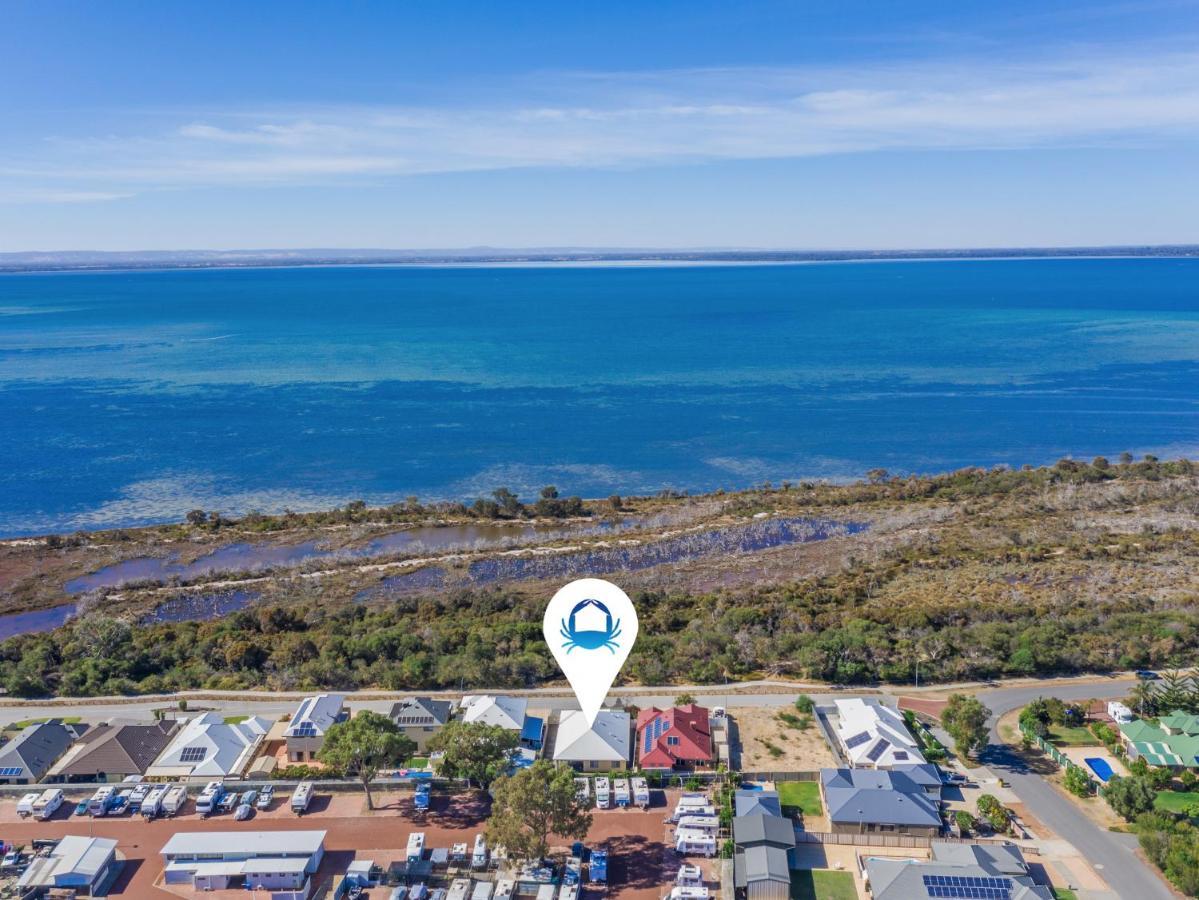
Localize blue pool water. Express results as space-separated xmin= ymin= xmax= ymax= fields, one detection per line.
xmin=1084 ymin=757 xmax=1115 ymax=782
xmin=1 ymin=259 xmax=1197 ymax=536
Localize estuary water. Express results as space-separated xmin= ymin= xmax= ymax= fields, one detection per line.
xmin=1 ymin=259 xmax=1197 ymax=536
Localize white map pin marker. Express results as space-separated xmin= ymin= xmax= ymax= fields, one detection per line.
xmin=545 ymin=577 xmax=639 ymax=727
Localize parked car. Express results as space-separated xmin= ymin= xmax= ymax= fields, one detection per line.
xmin=217 ymin=792 xmax=239 ymax=813
xmin=74 ymin=800 xmax=90 ymax=817
xmin=2 ymin=850 xmax=21 ymax=869
xmin=234 ymin=802 xmax=254 ymax=821
xmin=1136 ymin=670 xmax=1161 ymax=680
xmin=257 ymin=785 xmax=274 ymax=809
xmin=240 ymin=789 xmax=259 ymax=807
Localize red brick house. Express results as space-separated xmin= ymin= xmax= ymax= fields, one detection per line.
xmin=635 ymin=704 xmax=713 ymax=769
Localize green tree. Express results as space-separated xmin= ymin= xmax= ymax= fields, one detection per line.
xmin=674 ymin=692 xmax=696 ymax=706
xmin=954 ymin=810 xmax=976 ymax=834
xmin=976 ymin=794 xmax=1009 ymax=834
xmin=427 ymin=720 xmax=519 ymax=788
xmin=941 ymin=693 xmax=991 ymax=758
xmin=1103 ymin=774 xmax=1158 ymax=821
xmin=318 ymin=711 xmax=415 ymax=810
xmin=485 ymin=760 xmax=592 ymax=861
xmin=794 ymin=694 xmax=815 ymax=714
xmin=1064 ymin=765 xmax=1093 ymax=797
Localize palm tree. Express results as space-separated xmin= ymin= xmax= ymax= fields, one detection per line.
xmin=1129 ymin=681 xmax=1158 ymax=718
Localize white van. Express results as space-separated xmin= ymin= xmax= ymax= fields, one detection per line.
xmin=291 ymin=781 xmax=314 ymax=814
xmin=595 ymin=777 xmax=611 ymax=809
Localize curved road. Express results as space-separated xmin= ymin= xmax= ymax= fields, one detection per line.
xmin=977 ymin=678 xmax=1174 ymax=900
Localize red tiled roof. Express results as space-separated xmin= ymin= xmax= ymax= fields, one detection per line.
xmin=635 ymin=704 xmax=712 ymax=768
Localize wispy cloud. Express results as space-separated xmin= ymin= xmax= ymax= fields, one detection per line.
xmin=4 ymin=47 xmax=1199 ymax=198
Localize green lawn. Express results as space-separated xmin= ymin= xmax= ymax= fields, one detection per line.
xmin=403 ymin=758 xmax=429 ymax=770
xmin=222 ymin=715 xmax=249 ymax=724
xmin=1053 ymin=889 xmax=1078 ymax=900
xmin=778 ymin=781 xmax=823 ymax=816
xmin=790 ymin=870 xmax=856 ymax=900
xmin=1047 ymin=724 xmax=1098 ymax=747
xmin=1154 ymin=790 xmax=1199 ymax=813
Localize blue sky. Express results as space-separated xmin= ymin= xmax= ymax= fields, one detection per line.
xmin=3 ymin=0 xmax=1199 ymax=250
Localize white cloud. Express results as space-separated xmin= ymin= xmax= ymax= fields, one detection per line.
xmin=4 ymin=48 xmax=1199 ymax=196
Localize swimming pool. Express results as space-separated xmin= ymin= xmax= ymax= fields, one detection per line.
xmin=1084 ymin=757 xmax=1115 ymax=782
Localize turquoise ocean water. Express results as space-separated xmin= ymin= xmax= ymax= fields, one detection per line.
xmin=1 ymin=258 xmax=1196 ymax=536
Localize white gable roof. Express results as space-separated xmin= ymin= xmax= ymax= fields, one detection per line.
xmin=285 ymin=694 xmax=345 ymax=738
xmin=461 ymin=695 xmax=527 ymax=731
xmin=834 ymin=699 xmax=926 ymax=768
xmin=553 ymin=710 xmax=630 ymax=763
xmin=147 ymin=712 xmax=270 ymax=778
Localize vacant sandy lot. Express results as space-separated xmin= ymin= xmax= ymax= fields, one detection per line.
xmin=733 ymin=706 xmax=836 ymax=771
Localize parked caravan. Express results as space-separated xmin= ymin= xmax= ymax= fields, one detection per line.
xmin=535 ymin=885 xmax=555 ymax=900
xmin=447 ymin=879 xmax=472 ymax=900
xmin=16 ymin=792 xmax=39 ymax=818
xmin=613 ymin=778 xmax=630 ymax=807
xmin=391 ymin=888 xmax=409 ymax=900
xmin=162 ymin=783 xmax=189 ymax=816
xmin=407 ymin=832 xmax=426 ymax=863
xmin=87 ymin=786 xmax=116 ymax=817
xmin=471 ymin=834 xmax=488 ymax=869
xmin=669 ymin=794 xmax=711 ymax=822
xmin=564 ymin=855 xmax=582 ymax=885
xmin=675 ymin=815 xmax=719 ymax=832
xmin=291 ymin=781 xmax=314 ymax=814
xmin=667 ymin=888 xmax=709 ymax=900
xmin=451 ymin=843 xmax=468 ymax=862
xmin=574 ymin=777 xmax=590 ymax=803
xmin=471 ymin=881 xmax=493 ymax=900
xmin=676 ymin=865 xmax=703 ymax=886
xmin=494 ymin=880 xmax=515 ymax=900
xmin=195 ymin=781 xmax=224 ymax=816
xmin=673 ymin=828 xmax=717 ymax=857
xmin=595 ymin=777 xmax=611 ymax=809
xmin=632 ymin=777 xmax=650 ymax=808
xmin=558 ymin=885 xmax=578 ymax=900
xmin=429 ymin=847 xmax=449 ymax=866
xmin=410 ymin=884 xmax=430 ymax=900
xmin=141 ymin=785 xmax=168 ymax=819
xmin=32 ymin=789 xmax=63 ymax=821
xmin=127 ymin=783 xmax=150 ymax=813
xmin=589 ymin=849 xmax=608 ymax=884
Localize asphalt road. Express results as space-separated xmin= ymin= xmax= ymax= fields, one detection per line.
xmin=977 ymin=677 xmax=1175 ymax=900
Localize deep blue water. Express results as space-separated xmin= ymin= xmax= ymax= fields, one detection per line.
xmin=1 ymin=259 xmax=1197 ymax=536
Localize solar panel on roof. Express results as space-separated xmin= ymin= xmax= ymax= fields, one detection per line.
xmin=0 ymin=766 xmax=24 ymax=777
xmin=844 ymin=731 xmax=871 ymax=749
xmin=865 ymin=739 xmax=890 ymax=762
xmin=179 ymin=746 xmax=207 ymax=763
xmin=922 ymin=874 xmax=1013 ymax=899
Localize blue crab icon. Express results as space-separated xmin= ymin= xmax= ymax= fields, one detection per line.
xmin=560 ymin=598 xmax=622 ymax=654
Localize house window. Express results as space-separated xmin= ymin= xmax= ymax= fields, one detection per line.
xmin=666 ymin=736 xmax=680 ymax=746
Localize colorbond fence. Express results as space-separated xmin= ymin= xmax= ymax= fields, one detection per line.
xmin=1020 ymin=722 xmax=1098 ymax=794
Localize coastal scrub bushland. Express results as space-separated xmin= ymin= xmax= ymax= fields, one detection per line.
xmin=0 ymin=458 xmax=1197 ymax=697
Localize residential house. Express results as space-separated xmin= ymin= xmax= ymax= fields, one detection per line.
xmin=145 ymin=713 xmax=270 ymax=781
xmin=1120 ymin=715 xmax=1199 ymax=768
xmin=17 ymin=835 xmax=117 ymax=897
xmin=161 ymin=830 xmax=326 ymax=892
xmin=0 ymin=720 xmax=88 ymax=784
xmin=46 ymin=718 xmax=178 ymax=783
xmin=864 ymin=841 xmax=1052 ymax=899
xmin=284 ymin=694 xmax=347 ymax=763
xmin=820 ymin=766 xmax=942 ymax=837
xmin=636 ymin=705 xmax=713 ymax=770
xmin=833 ymin=698 xmax=926 ymax=769
xmin=552 ymin=710 xmax=630 ymax=771
xmin=460 ymin=695 xmax=545 ymax=752
xmin=732 ymin=789 xmax=795 ymax=900
xmin=389 ymin=697 xmax=452 ymax=752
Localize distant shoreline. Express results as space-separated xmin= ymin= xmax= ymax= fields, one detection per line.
xmin=2 ymin=244 xmax=1197 ymax=275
